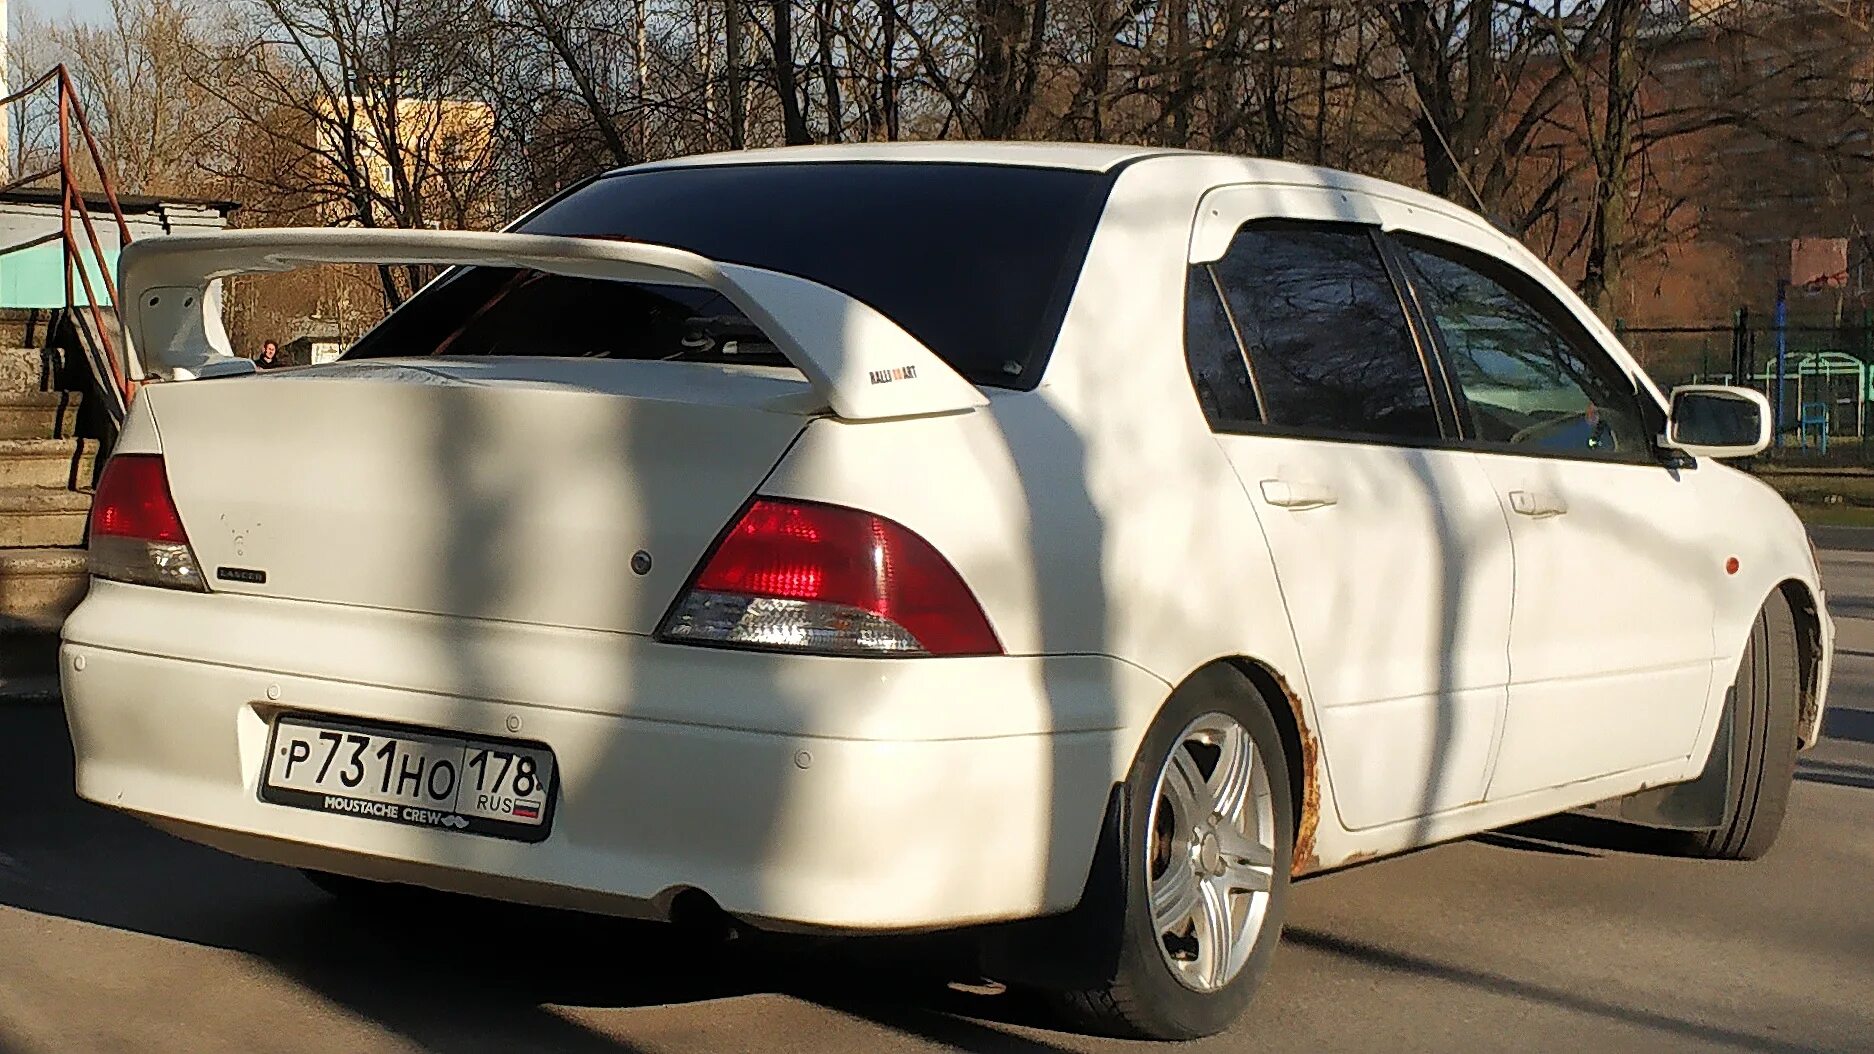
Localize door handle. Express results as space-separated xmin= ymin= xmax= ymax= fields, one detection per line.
xmin=1509 ymin=489 xmax=1569 ymax=518
xmin=1260 ymin=478 xmax=1338 ymax=510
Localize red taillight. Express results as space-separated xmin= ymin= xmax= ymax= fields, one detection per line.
xmin=87 ymin=454 xmax=205 ymax=591
xmin=661 ymin=498 xmax=1002 ymax=657
xmin=92 ymin=454 xmax=189 ymax=542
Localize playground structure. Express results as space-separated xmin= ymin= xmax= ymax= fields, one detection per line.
xmin=1749 ymin=350 xmax=1869 ymax=452
xmin=1620 ymin=312 xmax=1874 ymax=454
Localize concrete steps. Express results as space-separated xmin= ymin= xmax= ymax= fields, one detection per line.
xmin=0 ymin=547 xmax=89 ymax=634
xmin=0 ymin=486 xmax=91 ymax=546
xmin=1 ymin=324 xmax=101 ymax=698
xmin=0 ymin=391 xmax=81 ymax=439
xmin=0 ymin=437 xmax=99 ymax=489
xmin=0 ymin=346 xmax=53 ymax=393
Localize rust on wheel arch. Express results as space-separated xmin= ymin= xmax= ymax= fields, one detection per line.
xmin=1242 ymin=662 xmax=1321 ymax=879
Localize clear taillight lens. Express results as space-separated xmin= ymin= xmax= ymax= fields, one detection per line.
xmin=88 ymin=454 xmax=206 ymax=592
xmin=658 ymin=498 xmax=1002 ymax=657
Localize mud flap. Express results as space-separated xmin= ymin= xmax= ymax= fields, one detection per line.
xmin=975 ymin=784 xmax=1128 ymax=989
xmin=1616 ymin=693 xmax=1732 ymax=831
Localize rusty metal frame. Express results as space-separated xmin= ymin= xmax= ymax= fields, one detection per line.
xmin=0 ymin=64 xmax=138 ymax=422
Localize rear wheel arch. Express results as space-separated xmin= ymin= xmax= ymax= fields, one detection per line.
xmin=1185 ymin=657 xmax=1319 ymax=876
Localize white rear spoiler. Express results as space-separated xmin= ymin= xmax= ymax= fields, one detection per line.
xmin=117 ymin=227 xmax=988 ymax=421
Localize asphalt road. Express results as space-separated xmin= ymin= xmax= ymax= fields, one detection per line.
xmin=3 ymin=554 xmax=1872 ymax=1053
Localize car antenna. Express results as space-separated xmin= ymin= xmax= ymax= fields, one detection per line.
xmin=1395 ymin=62 xmax=1495 ymax=222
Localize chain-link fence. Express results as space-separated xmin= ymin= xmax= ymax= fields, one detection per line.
xmin=1621 ymin=315 xmax=1874 ymax=464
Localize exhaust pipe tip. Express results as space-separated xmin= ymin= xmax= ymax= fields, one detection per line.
xmin=666 ymin=887 xmax=739 ymax=943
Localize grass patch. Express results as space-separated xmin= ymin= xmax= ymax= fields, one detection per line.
xmin=1789 ymin=504 xmax=1874 ymax=527
xmin=1754 ymin=466 xmax=1874 ymax=510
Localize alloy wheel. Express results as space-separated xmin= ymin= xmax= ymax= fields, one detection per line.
xmin=1145 ymin=711 xmax=1278 ymax=993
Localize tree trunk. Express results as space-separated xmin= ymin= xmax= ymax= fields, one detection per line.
xmin=771 ymin=0 xmax=811 ymax=144
xmin=817 ymin=0 xmax=843 ymax=141
xmin=1312 ymin=5 xmax=1329 ymax=164
xmin=527 ymin=0 xmax=634 ymax=165
xmin=879 ymin=0 xmax=899 ymax=139
xmin=975 ymin=0 xmax=1045 ymax=138
xmin=726 ymin=0 xmax=746 ymax=148
xmin=1579 ymin=0 xmax=1644 ymax=318
xmin=1166 ymin=0 xmax=1189 ymax=147
xmin=1087 ymin=0 xmax=1112 ymax=140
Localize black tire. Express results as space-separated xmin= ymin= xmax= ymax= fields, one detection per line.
xmin=1048 ymin=666 xmax=1294 ymax=1040
xmin=1655 ymin=592 xmax=1802 ymax=860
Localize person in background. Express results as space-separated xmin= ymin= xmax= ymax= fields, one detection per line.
xmin=255 ymin=340 xmax=282 ymax=369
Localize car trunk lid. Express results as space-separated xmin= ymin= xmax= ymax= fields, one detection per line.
xmin=142 ymin=358 xmax=812 ymax=635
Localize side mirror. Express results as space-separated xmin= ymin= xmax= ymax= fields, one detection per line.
xmin=1661 ymin=385 xmax=1772 ymax=459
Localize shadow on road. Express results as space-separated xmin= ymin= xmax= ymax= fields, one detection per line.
xmin=1479 ymin=812 xmax=1683 ymax=856
xmin=1796 ymin=757 xmax=1874 ymax=790
xmin=1283 ymin=928 xmax=1823 ymax=1054
xmin=0 ymin=705 xmax=1079 ymax=1054
xmin=1821 ymin=705 xmax=1874 ymax=745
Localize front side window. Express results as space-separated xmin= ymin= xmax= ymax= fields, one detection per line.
xmin=1209 ymin=222 xmax=1441 ymax=442
xmin=1399 ymin=235 xmax=1650 ymax=459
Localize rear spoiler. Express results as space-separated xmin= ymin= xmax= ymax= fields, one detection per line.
xmin=117 ymin=227 xmax=988 ymax=422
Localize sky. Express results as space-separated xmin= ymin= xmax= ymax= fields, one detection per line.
xmin=12 ymin=0 xmax=116 ymax=27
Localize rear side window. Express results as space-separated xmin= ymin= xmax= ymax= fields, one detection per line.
xmin=1183 ymin=267 xmax=1261 ymax=429
xmin=1398 ymin=235 xmax=1650 ymax=459
xmin=1208 ymin=223 xmax=1440 ymax=442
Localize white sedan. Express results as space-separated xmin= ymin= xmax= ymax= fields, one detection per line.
xmin=62 ymin=143 xmax=1832 ymax=1040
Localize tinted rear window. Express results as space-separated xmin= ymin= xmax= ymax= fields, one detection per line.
xmin=347 ymin=163 xmax=1114 ymax=389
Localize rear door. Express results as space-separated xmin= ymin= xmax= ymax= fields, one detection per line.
xmin=1389 ymin=233 xmax=1716 ymax=799
xmin=1187 ymin=200 xmax=1515 ymax=832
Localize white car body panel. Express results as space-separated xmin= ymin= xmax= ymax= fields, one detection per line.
xmin=62 ymin=145 xmax=1832 ymax=931
xmin=1472 ymin=454 xmax=1716 ymax=800
xmin=1220 ymin=436 xmax=1516 ymax=831
xmin=139 ymin=359 xmax=809 ymax=635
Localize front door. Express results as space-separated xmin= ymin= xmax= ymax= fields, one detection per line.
xmin=1391 ymin=233 xmax=1717 ymax=800
xmin=1185 ymin=212 xmax=1516 ymax=831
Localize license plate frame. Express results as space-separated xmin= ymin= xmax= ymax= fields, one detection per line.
xmin=259 ymin=712 xmax=559 ymax=843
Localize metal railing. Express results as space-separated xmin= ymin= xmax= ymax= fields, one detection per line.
xmin=0 ymin=65 xmax=136 ymax=422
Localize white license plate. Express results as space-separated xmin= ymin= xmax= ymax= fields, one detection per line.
xmin=261 ymin=715 xmax=557 ymax=842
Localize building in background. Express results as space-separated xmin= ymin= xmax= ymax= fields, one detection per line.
xmin=0 ymin=187 xmax=237 ymax=311
xmin=1589 ymin=1 xmax=1874 ymax=328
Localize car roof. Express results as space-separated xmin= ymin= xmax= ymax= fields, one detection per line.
xmin=616 ymin=142 xmax=1465 ymax=219
xmin=626 ymin=141 xmax=1171 ymax=173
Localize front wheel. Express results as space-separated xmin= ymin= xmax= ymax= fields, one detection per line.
xmin=1049 ymin=668 xmax=1294 ymax=1040
xmin=1648 ymin=592 xmax=1803 ymax=860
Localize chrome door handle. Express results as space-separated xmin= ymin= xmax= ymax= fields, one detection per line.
xmin=1260 ymin=479 xmax=1338 ymax=510
xmin=1509 ymin=489 xmax=1568 ymax=518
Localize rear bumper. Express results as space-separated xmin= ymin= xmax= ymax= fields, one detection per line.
xmin=60 ymin=584 xmax=1166 ymax=931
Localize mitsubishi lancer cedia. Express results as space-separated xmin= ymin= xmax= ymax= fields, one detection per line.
xmin=62 ymin=143 xmax=1834 ymax=1040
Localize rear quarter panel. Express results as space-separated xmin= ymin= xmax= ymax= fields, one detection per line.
xmin=761 ymin=155 xmax=1342 ymax=858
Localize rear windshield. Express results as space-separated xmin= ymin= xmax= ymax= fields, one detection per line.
xmin=345 ymin=162 xmax=1115 ymax=389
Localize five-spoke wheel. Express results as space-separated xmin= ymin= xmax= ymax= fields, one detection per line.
xmin=1147 ymin=713 xmax=1278 ymax=993
xmin=1048 ymin=666 xmax=1295 ymax=1040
